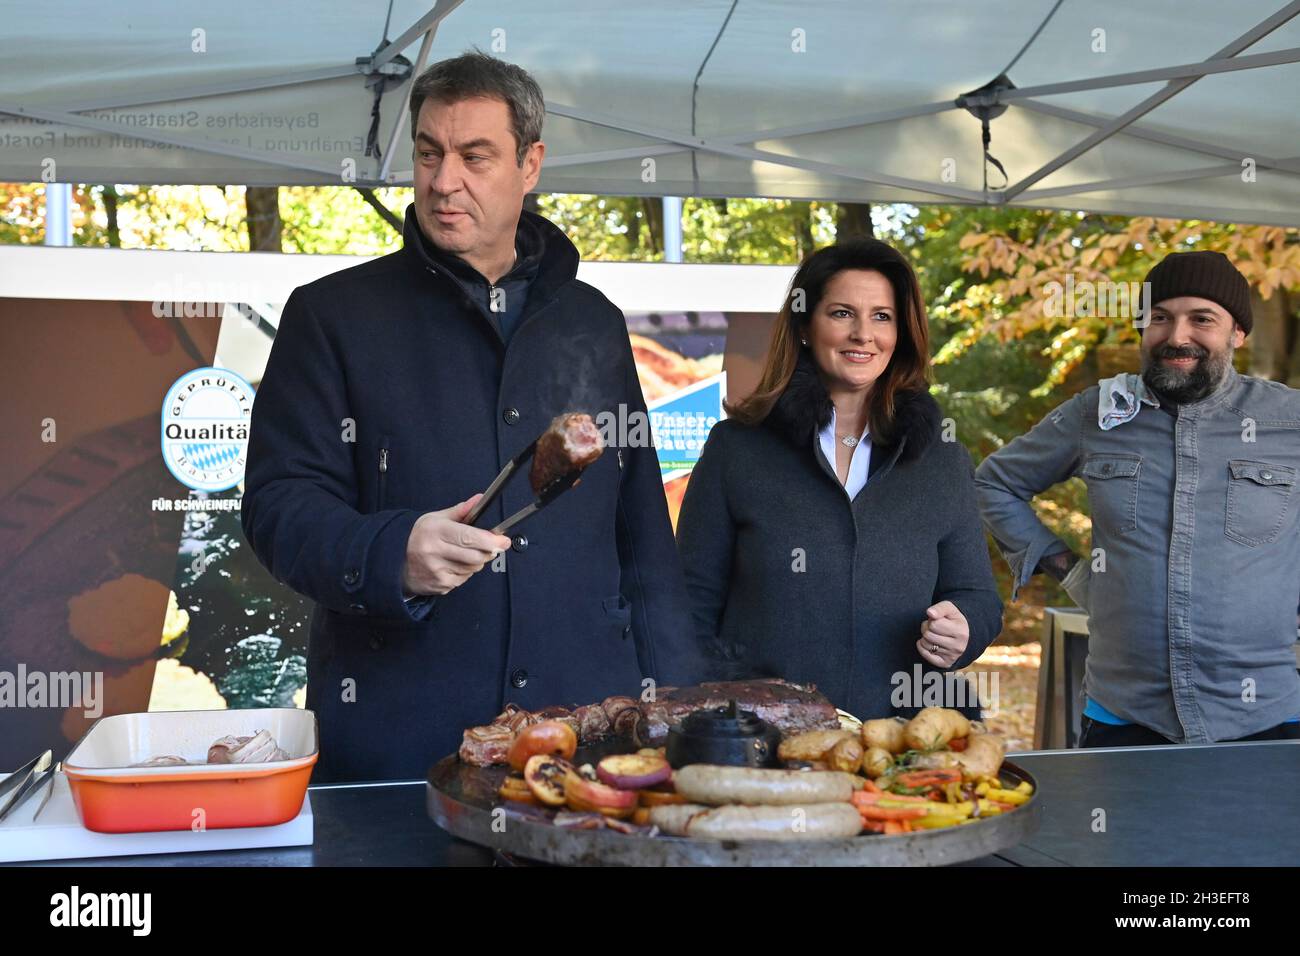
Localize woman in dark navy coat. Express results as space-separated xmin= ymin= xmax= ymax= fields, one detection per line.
xmin=676 ymin=239 xmax=1003 ymax=721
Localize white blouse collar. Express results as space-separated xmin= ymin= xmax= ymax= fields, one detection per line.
xmin=817 ymin=406 xmax=872 ymax=500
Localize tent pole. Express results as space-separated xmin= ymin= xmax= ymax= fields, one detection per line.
xmin=1021 ymin=198 xmax=1300 ymax=229
xmin=1016 ymin=100 xmax=1300 ymax=178
xmin=1002 ymin=0 xmax=1300 ymax=199
xmin=43 ymin=183 xmax=72 ymax=246
xmin=379 ymin=27 xmax=436 ymax=183
xmin=545 ymin=102 xmax=958 ymax=171
xmin=545 ymin=101 xmax=987 ymax=203
xmin=55 ymin=64 xmax=361 ymax=114
xmin=704 ymin=102 xmax=954 ymax=146
xmin=1018 ymin=157 xmax=1300 ymax=201
xmin=369 ymin=0 xmax=464 ymax=71
xmin=663 ymin=197 xmax=683 ymax=262
xmin=545 ymin=145 xmax=686 ymax=169
xmin=1003 ymin=47 xmax=1300 ymax=102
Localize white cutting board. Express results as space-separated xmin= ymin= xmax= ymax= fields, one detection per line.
xmin=0 ymin=772 xmax=313 ymax=863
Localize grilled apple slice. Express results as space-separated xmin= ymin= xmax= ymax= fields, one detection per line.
xmin=508 ymin=721 xmax=578 ymax=771
xmin=565 ymin=774 xmax=639 ymax=816
xmin=596 ymin=753 xmax=672 ymax=790
xmin=524 ymin=754 xmax=575 ymax=806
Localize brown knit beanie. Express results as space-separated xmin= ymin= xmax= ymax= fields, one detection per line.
xmin=1142 ymin=250 xmax=1252 ymax=334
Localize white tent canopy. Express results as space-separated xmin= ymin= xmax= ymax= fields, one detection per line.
xmin=3 ymin=0 xmax=1299 ymax=225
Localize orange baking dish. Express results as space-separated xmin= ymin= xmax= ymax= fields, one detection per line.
xmin=63 ymin=708 xmax=318 ymax=833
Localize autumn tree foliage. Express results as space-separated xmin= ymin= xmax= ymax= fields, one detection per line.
xmin=937 ymin=214 xmax=1300 ymax=395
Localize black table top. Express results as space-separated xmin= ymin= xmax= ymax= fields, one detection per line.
xmin=21 ymin=739 xmax=1299 ymax=867
xmin=1005 ymin=738 xmax=1300 ymax=866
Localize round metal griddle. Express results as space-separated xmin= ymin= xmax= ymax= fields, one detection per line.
xmin=426 ymin=750 xmax=1042 ymax=867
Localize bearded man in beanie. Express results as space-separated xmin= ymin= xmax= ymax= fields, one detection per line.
xmin=975 ymin=251 xmax=1300 ymax=746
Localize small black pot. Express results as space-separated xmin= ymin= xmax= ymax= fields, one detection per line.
xmin=665 ymin=700 xmax=782 ymax=769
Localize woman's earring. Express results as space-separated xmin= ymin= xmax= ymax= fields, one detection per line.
xmin=801 ymin=339 xmax=808 ymax=346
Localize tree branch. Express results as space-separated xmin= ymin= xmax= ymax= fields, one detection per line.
xmin=354 ymin=187 xmax=403 ymax=233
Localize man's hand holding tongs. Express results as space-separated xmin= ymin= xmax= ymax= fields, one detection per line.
xmin=403 ymin=416 xmax=599 ymax=598
xmin=402 ymin=493 xmax=512 ymax=597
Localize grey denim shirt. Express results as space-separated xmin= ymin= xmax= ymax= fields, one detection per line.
xmin=974 ymin=367 xmax=1300 ymax=742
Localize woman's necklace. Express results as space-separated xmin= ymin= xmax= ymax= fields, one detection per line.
xmin=837 ymin=418 xmax=866 ymax=448
xmin=833 ymin=398 xmax=867 ymax=449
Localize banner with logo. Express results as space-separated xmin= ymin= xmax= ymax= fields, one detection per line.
xmin=626 ymin=310 xmax=778 ymax=528
xmin=0 ymin=298 xmax=222 ymax=768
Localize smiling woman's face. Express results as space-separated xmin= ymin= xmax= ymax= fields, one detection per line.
xmin=805 ymin=269 xmax=898 ymax=398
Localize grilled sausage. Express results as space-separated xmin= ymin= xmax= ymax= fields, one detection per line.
xmin=684 ymin=803 xmax=863 ymax=841
xmin=647 ymin=803 xmax=711 ymax=836
xmin=674 ymin=765 xmax=857 ymax=806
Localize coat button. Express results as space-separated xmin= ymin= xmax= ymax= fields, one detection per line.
xmin=1101 ymin=463 xmax=1113 ymax=474
xmin=503 ymin=407 xmax=521 ymax=426
xmin=350 ymin=602 xmax=367 ymax=614
xmin=344 ymin=568 xmax=360 ymax=586
xmin=369 ymin=634 xmax=385 ymax=650
xmin=510 ymin=668 xmax=528 ymax=688
xmin=511 ymin=533 xmax=529 ymax=552
xmin=1262 ymin=471 xmax=1273 ymax=480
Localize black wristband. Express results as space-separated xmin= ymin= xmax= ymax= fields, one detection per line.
xmin=1038 ymin=550 xmax=1077 ymax=583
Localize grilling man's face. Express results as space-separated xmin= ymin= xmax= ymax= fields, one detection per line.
xmin=412 ymin=95 xmax=543 ymax=280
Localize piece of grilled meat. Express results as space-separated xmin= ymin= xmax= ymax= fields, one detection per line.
xmin=529 ymin=413 xmax=603 ymax=494
xmin=631 ymin=679 xmax=840 ymax=747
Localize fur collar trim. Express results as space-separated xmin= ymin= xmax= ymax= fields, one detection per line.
xmin=763 ymin=350 xmax=941 ymax=463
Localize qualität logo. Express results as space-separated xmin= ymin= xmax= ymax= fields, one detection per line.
xmin=160 ymin=367 xmax=255 ymax=492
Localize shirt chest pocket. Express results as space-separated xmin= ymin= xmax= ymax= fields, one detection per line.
xmin=1225 ymin=460 xmax=1296 ymax=547
xmin=1081 ymin=454 xmax=1141 ymax=536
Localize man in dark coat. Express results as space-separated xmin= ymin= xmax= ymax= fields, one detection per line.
xmin=241 ymin=51 xmax=702 ymax=782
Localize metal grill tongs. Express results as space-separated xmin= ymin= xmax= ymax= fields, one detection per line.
xmin=0 ymin=749 xmax=55 ymax=824
xmin=462 ymin=434 xmax=589 ymax=535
